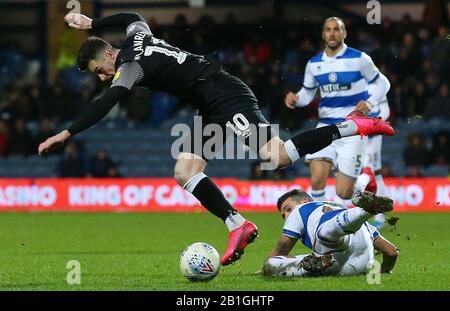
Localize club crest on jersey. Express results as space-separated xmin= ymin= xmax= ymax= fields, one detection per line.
xmin=328 ymin=72 xmax=337 ymax=83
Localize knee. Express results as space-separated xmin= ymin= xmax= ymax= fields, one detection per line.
xmin=336 ymin=187 xmax=354 ymax=199
xmin=174 ymin=167 xmax=190 ymax=186
xmin=174 ymin=164 xmax=200 ymax=186
xmin=311 ymin=175 xmax=327 ymax=190
xmin=259 ymin=149 xmax=291 ymax=169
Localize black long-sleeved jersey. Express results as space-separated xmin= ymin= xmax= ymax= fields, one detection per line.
xmin=68 ymin=13 xmax=225 ymax=136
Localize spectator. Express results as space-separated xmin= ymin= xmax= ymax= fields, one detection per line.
xmin=58 ymin=141 xmax=86 ymax=177
xmin=106 ymin=165 xmax=122 ymax=178
xmin=0 ymin=119 xmax=10 ymax=157
xmin=423 ymin=0 xmax=449 ymax=34
xmin=9 ymin=118 xmax=33 ymax=156
xmin=27 ymin=83 xmax=44 ymax=120
xmin=124 ymin=87 xmax=150 ymax=128
xmin=404 ymin=81 xmax=428 ymax=117
xmin=381 ymin=163 xmax=395 ymax=177
xmin=403 ymin=133 xmax=429 ymax=167
xmin=249 ymin=161 xmax=268 ymax=180
xmin=34 ymin=118 xmax=56 ymax=147
xmin=424 ymin=83 xmax=450 ymax=120
xmin=405 ymin=165 xmax=424 ymax=178
xmin=87 ymin=149 xmax=116 ymax=178
xmin=429 ymin=130 xmax=450 ymax=166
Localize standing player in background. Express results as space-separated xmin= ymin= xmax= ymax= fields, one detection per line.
xmin=39 ymin=12 xmax=394 ymax=266
xmin=355 ymin=82 xmax=391 ymax=229
xmin=285 ymin=17 xmax=391 ymax=203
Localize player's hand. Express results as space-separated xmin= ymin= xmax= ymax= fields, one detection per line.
xmin=38 ymin=130 xmax=71 ymax=156
xmin=355 ymin=100 xmax=372 ymax=114
xmin=285 ymin=92 xmax=298 ymax=109
xmin=64 ymin=13 xmax=92 ymax=30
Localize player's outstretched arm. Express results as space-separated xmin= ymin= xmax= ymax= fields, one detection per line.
xmin=64 ymin=13 xmax=93 ymax=30
xmin=38 ymin=86 xmax=129 ymax=156
xmin=373 ymin=235 xmax=399 ymax=273
xmin=268 ymin=235 xmax=297 ymax=258
xmin=65 ymin=12 xmax=146 ymax=30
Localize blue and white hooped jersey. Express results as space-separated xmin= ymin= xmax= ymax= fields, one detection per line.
xmin=282 ymin=201 xmax=380 ymax=250
xmin=303 ymin=44 xmax=380 ymax=124
xmin=282 ymin=201 xmax=346 ymax=250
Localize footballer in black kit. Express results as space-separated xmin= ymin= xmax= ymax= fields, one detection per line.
xmin=39 ymin=12 xmax=395 ymax=266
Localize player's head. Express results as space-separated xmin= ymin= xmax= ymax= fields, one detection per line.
xmin=77 ymin=37 xmax=118 ymax=82
xmin=277 ymin=189 xmax=313 ymax=220
xmin=322 ymin=17 xmax=346 ymax=50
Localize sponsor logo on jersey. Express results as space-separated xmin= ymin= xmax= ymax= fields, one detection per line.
xmin=321 ymin=83 xmax=351 ymax=92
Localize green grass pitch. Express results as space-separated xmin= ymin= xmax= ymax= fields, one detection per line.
xmin=0 ymin=212 xmax=448 ymax=290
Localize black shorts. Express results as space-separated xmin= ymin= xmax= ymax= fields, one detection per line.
xmin=178 ymin=109 xmax=275 ymax=161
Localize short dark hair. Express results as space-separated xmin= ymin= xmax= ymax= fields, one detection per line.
xmin=323 ymin=16 xmax=346 ymax=33
xmin=276 ymin=189 xmax=313 ymax=211
xmin=77 ymin=36 xmax=112 ymax=72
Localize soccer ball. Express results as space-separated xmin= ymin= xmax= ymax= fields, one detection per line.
xmin=180 ymin=242 xmax=220 ymax=282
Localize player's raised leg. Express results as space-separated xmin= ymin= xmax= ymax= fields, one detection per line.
xmin=316 ymin=191 xmax=393 ymax=245
xmin=259 ymin=113 xmax=395 ymax=169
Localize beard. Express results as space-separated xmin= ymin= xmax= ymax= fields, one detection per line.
xmin=326 ymin=39 xmax=343 ymax=50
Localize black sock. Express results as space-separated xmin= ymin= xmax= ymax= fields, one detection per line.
xmin=192 ymin=177 xmax=237 ymax=221
xmin=289 ymin=125 xmax=341 ymax=158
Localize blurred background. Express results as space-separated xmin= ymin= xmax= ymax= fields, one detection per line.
xmin=0 ymin=0 xmax=448 ymax=181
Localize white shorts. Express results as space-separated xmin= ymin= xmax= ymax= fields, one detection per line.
xmin=363 ymin=135 xmax=383 ymax=171
xmin=314 ymin=227 xmax=375 ymax=276
xmin=305 ymin=123 xmax=366 ymax=178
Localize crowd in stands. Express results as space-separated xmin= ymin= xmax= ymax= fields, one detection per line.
xmin=0 ymin=5 xmax=449 ymax=177
xmin=57 ymin=142 xmax=121 ymax=178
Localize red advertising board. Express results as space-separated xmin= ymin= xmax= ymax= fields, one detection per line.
xmin=0 ymin=178 xmax=448 ymax=212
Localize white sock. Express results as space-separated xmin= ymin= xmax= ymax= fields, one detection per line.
xmin=318 ymin=208 xmax=372 ymax=241
xmin=311 ymin=189 xmax=326 ymax=201
xmin=336 ymin=120 xmax=358 ymax=138
xmin=374 ymin=213 xmax=386 ymax=224
xmin=183 ymin=172 xmax=207 ymax=193
xmin=284 ymin=139 xmax=300 ymax=163
xmin=263 ymin=255 xmax=310 ymax=277
xmin=355 ymin=173 xmax=371 ymax=193
xmin=375 ymin=174 xmax=386 ymax=196
xmin=225 ymin=213 xmax=246 ymax=231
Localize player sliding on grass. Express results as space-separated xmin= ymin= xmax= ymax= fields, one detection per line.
xmin=263 ymin=190 xmax=399 ymax=276
xmin=38 ymin=12 xmax=395 ymax=266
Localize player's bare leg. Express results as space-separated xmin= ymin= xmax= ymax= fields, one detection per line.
xmin=335 ymin=172 xmax=357 ymax=199
xmin=309 ymin=160 xmax=332 ymax=201
xmin=258 ymin=136 xmax=292 ymax=169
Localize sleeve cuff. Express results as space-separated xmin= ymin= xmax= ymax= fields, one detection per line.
xmin=282 ymin=229 xmax=301 ymax=239
xmin=368 ymin=73 xmax=380 ymax=84
xmin=303 ymin=84 xmax=317 ymax=90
